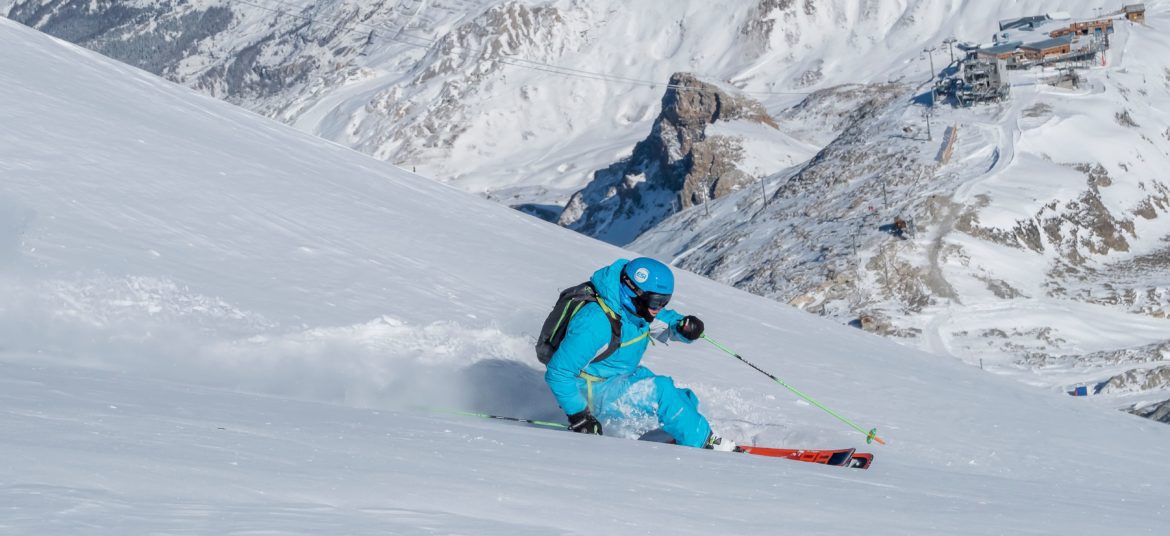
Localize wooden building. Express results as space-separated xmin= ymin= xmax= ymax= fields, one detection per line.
xmin=1049 ymin=18 xmax=1114 ymax=38
xmin=1124 ymin=4 xmax=1146 ymax=23
xmin=1020 ymin=36 xmax=1072 ymax=61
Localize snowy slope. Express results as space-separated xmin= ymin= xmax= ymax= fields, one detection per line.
xmin=2 ymin=18 xmax=1170 ymax=534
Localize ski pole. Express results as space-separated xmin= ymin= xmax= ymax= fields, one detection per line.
xmin=417 ymin=406 xmax=568 ymax=429
xmin=702 ymin=335 xmax=887 ymax=445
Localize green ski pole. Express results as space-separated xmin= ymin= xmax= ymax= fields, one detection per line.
xmin=702 ymin=335 xmax=887 ymax=445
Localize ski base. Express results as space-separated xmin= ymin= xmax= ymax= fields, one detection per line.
xmin=734 ymin=446 xmax=873 ymax=470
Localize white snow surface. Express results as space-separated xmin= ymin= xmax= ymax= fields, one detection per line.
xmin=2 ymin=18 xmax=1169 ymax=535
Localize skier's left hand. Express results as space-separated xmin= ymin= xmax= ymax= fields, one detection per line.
xmin=567 ymin=410 xmax=603 ymax=435
xmin=678 ymin=315 xmax=704 ymax=341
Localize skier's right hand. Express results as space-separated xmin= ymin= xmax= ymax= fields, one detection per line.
xmin=567 ymin=410 xmax=603 ymax=435
xmin=677 ymin=315 xmax=705 ymax=341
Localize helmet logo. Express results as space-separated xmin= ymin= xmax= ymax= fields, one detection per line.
xmin=633 ymin=267 xmax=650 ymax=284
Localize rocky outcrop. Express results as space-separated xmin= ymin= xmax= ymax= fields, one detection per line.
xmin=739 ymin=0 xmax=816 ymax=60
xmin=1098 ymin=365 xmax=1170 ymax=395
xmin=1128 ymin=398 xmax=1170 ymax=423
xmin=661 ymin=82 xmax=928 ymax=308
xmin=773 ymin=83 xmax=912 ymax=197
xmin=1023 ymin=340 xmax=1170 ymax=370
xmin=954 ymin=163 xmax=1139 ymax=264
xmin=557 ymin=72 xmax=777 ymax=245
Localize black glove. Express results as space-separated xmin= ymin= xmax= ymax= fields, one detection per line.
xmin=678 ymin=315 xmax=705 ymax=341
xmin=567 ymin=410 xmax=603 ymax=435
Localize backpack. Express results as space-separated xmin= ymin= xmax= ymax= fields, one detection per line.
xmin=534 ymin=281 xmax=622 ymax=365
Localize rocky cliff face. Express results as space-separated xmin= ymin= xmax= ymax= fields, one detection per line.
xmin=643 ymin=82 xmax=916 ymax=305
xmin=1129 ymin=398 xmax=1170 ymax=423
xmin=556 ymin=72 xmax=778 ymax=245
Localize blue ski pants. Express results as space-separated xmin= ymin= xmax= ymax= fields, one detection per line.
xmin=579 ymin=366 xmax=712 ymax=447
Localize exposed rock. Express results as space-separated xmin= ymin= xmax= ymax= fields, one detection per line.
xmin=383 ymin=2 xmax=570 ymax=158
xmin=954 ymin=200 xmax=1045 ymax=252
xmin=1115 ymin=109 xmax=1139 ymax=128
xmin=853 ymin=312 xmax=900 ymax=335
xmin=558 ymin=72 xmax=778 ymax=245
xmin=1128 ymin=398 xmax=1170 ymax=423
xmin=1022 ymin=341 xmax=1170 ymax=369
xmin=642 ymin=82 xmax=932 ymax=319
xmin=958 ymin=169 xmax=1137 ymax=265
xmin=864 ymin=240 xmax=932 ymax=311
xmin=1098 ymin=365 xmax=1170 ymax=394
xmin=739 ymin=0 xmax=798 ymax=53
xmin=977 ymin=276 xmax=1025 ymax=299
xmin=1022 ymin=102 xmax=1053 ymax=118
xmin=1131 ymin=181 xmax=1170 ymax=219
xmin=778 ymin=83 xmax=905 ymax=146
xmin=774 ymin=84 xmax=912 ymax=196
xmin=1073 ymin=162 xmax=1112 ymax=188
xmin=1048 ymin=186 xmax=1134 ymax=257
xmin=1063 ymin=243 xmax=1170 ymax=317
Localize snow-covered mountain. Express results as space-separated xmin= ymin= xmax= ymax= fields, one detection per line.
xmin=0 ymin=0 xmax=1117 ymax=201
xmin=6 ymin=0 xmax=1170 ymax=421
xmin=631 ymin=5 xmax=1170 ymax=419
xmin=4 ymin=16 xmax=1170 ymax=533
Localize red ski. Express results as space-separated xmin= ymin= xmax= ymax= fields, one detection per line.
xmin=735 ymin=446 xmax=873 ymax=469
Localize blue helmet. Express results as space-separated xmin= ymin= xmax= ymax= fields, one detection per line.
xmin=619 ymin=257 xmax=674 ymax=321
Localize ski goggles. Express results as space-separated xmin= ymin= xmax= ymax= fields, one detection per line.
xmin=639 ymin=292 xmax=672 ymax=310
xmin=621 ymin=272 xmax=671 ymax=309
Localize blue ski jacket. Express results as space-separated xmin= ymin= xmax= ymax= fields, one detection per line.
xmin=544 ymin=259 xmax=686 ymax=416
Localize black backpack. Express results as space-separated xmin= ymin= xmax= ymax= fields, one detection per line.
xmin=534 ymin=282 xmax=622 ymax=365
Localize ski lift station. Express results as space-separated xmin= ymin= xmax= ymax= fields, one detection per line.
xmin=935 ymin=3 xmax=1143 ymax=106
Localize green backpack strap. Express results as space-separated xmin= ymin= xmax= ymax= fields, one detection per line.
xmin=590 ymin=292 xmax=623 ymax=363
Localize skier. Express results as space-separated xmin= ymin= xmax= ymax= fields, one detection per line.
xmin=543 ymin=257 xmax=735 ymax=450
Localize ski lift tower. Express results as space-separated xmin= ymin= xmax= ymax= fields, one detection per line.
xmin=956 ymin=58 xmax=1011 ymax=106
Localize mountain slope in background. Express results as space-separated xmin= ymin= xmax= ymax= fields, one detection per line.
xmin=2 ymin=16 xmax=1170 ymax=534
xmin=630 ymin=6 xmax=1170 ymax=417
xmin=0 ymin=0 xmax=1122 ymax=201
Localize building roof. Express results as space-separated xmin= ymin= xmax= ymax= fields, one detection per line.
xmin=999 ymin=15 xmax=1049 ymax=31
xmin=1021 ymin=35 xmax=1073 ymax=50
xmin=999 ymin=19 xmax=1068 ymax=41
xmin=978 ymin=42 xmax=1023 ymax=56
xmin=1124 ymin=4 xmax=1145 ymax=12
